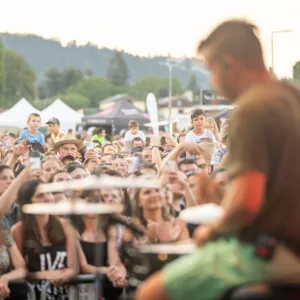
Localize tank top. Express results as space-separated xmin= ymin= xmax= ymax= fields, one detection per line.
xmin=79 ymin=240 xmax=122 ymax=300
xmin=25 ymin=243 xmax=69 ymax=300
xmin=80 ymin=240 xmax=108 ymax=267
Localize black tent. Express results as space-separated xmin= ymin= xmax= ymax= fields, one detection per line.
xmin=82 ymin=98 xmax=150 ymax=133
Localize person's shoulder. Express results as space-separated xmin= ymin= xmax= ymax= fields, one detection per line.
xmin=59 ymin=218 xmax=74 ymax=235
xmin=238 ymin=82 xmax=298 ymax=109
xmin=205 ymin=129 xmax=215 ymax=137
xmin=186 ymin=130 xmax=194 ymax=136
xmin=20 ymin=129 xmax=28 ymax=136
xmin=11 ymin=221 xmax=22 ymax=235
xmin=185 ymin=130 xmax=195 ymax=139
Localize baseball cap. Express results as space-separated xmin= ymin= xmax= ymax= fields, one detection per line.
xmin=46 ymin=117 xmax=60 ymax=125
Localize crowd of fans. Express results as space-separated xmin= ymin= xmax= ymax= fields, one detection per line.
xmin=0 ymin=108 xmax=228 ymax=299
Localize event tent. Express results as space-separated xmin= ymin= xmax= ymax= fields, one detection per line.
xmin=0 ymin=98 xmax=40 ymax=128
xmin=82 ymin=98 xmax=149 ymax=132
xmin=40 ymin=99 xmax=83 ymax=132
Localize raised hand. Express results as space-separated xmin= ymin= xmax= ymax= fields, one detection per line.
xmin=13 ymin=139 xmax=30 ymax=157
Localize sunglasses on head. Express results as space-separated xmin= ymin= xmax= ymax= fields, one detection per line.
xmin=198 ymin=163 xmax=208 ymax=169
xmin=111 ymin=154 xmax=125 ymax=160
xmin=99 ymin=162 xmax=112 ymax=166
xmin=178 ymin=157 xmax=196 ymax=164
xmin=186 ymin=170 xmax=202 ymax=178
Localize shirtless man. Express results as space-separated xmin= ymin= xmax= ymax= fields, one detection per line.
xmin=137 ymin=20 xmax=300 ymax=300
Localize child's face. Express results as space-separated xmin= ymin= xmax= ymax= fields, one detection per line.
xmin=27 ymin=117 xmax=41 ymax=130
xmin=192 ymin=115 xmax=206 ymax=130
xmin=48 ymin=123 xmax=60 ymax=133
xmin=130 ymin=127 xmax=139 ymax=135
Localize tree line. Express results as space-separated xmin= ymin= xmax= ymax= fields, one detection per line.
xmin=0 ymin=40 xmax=200 ymax=111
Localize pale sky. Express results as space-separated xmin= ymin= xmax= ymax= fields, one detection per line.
xmin=0 ymin=0 xmax=299 ymax=77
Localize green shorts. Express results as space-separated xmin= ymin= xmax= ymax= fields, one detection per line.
xmin=163 ymin=237 xmax=267 ymax=300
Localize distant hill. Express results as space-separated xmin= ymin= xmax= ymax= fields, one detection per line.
xmin=0 ymin=33 xmax=210 ymax=89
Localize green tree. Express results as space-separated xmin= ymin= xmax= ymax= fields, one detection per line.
xmin=293 ymin=61 xmax=300 ymax=81
xmin=61 ymin=67 xmax=83 ymax=92
xmin=107 ymin=50 xmax=129 ymax=86
xmin=39 ymin=67 xmax=62 ymax=99
xmin=0 ymin=40 xmax=5 ymax=108
xmin=60 ymin=92 xmax=91 ymax=110
xmin=129 ymin=76 xmax=182 ymax=99
xmin=186 ymin=73 xmax=199 ymax=92
xmin=85 ymin=68 xmax=93 ymax=77
xmin=68 ymin=76 xmax=113 ymax=106
xmin=4 ymin=49 xmax=36 ymax=107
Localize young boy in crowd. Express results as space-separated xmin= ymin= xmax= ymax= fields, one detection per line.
xmin=185 ymin=109 xmax=216 ymax=144
xmin=16 ymin=113 xmax=45 ymax=145
xmin=46 ymin=117 xmax=65 ymax=146
xmin=124 ymin=120 xmax=146 ymax=149
xmin=92 ymin=127 xmax=106 ymax=145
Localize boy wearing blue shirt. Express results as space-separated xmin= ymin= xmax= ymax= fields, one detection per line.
xmin=16 ymin=113 xmax=45 ymax=145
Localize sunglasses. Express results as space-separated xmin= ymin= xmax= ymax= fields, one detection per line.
xmin=111 ymin=154 xmax=125 ymax=160
xmin=197 ymin=163 xmax=208 ymax=169
xmin=178 ymin=157 xmax=196 ymax=164
xmin=99 ymin=162 xmax=112 ymax=166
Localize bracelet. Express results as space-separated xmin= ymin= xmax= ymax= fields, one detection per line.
xmin=151 ymin=145 xmax=160 ymax=151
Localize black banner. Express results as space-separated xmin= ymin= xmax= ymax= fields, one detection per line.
xmin=202 ymin=90 xmax=229 ymax=105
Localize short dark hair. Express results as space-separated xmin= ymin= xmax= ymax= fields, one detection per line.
xmin=197 ymin=19 xmax=264 ymax=69
xmin=211 ymin=168 xmax=227 ymax=178
xmin=103 ymin=144 xmax=114 ymax=152
xmin=8 ymin=132 xmax=16 ymax=139
xmin=93 ymin=127 xmax=104 ymax=135
xmin=132 ymin=137 xmax=143 ymax=145
xmin=178 ymin=157 xmax=197 ymax=168
xmin=191 ymin=108 xmax=206 ymax=120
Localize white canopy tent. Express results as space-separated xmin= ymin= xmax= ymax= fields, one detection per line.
xmin=0 ymin=98 xmax=40 ymax=128
xmin=40 ymin=99 xmax=83 ymax=132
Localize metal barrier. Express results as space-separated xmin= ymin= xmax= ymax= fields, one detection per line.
xmin=8 ymin=279 xmax=36 ymax=300
xmin=40 ymin=274 xmax=96 ymax=300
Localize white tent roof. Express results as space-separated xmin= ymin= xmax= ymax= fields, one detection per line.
xmin=40 ymin=99 xmax=83 ymax=132
xmin=0 ymin=98 xmax=40 ymax=128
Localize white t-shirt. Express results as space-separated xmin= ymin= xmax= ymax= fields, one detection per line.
xmin=124 ymin=130 xmax=146 ymax=142
xmin=185 ymin=129 xmax=216 ymax=144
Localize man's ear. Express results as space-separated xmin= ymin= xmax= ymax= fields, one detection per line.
xmin=222 ymin=55 xmax=238 ymax=73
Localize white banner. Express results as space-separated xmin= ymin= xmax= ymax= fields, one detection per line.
xmin=146 ymin=93 xmax=159 ymax=136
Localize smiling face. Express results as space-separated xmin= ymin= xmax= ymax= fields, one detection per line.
xmin=100 ymin=188 xmax=122 ymax=205
xmin=139 ymin=188 xmax=164 ymax=211
xmin=111 ymin=157 xmax=128 ymax=176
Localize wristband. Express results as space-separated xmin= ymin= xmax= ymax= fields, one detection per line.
xmin=151 ymin=145 xmax=160 ymax=151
